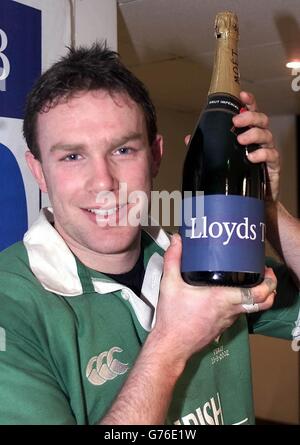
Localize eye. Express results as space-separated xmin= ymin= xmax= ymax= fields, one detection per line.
xmin=63 ymin=153 xmax=83 ymax=161
xmin=114 ymin=146 xmax=133 ymax=156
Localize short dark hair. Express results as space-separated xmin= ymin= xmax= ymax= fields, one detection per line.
xmin=23 ymin=43 xmax=157 ymax=160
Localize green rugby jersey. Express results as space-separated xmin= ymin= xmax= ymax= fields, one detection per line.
xmin=0 ymin=208 xmax=299 ymax=425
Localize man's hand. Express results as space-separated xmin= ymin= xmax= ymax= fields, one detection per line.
xmin=153 ymin=233 xmax=277 ymax=368
xmin=185 ymin=91 xmax=281 ymax=202
xmin=232 ymin=91 xmax=280 ymax=202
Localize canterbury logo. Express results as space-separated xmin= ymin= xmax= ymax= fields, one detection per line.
xmin=86 ymin=346 xmax=129 ymax=386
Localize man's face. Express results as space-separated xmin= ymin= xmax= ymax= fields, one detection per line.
xmin=27 ymin=90 xmax=162 ymax=259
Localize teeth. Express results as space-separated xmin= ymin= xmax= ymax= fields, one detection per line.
xmin=87 ymin=206 xmax=124 ymax=216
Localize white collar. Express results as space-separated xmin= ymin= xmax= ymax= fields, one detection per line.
xmin=24 ymin=208 xmax=170 ymax=295
xmin=24 ymin=208 xmax=170 ymax=331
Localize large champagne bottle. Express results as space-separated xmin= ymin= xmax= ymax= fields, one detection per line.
xmin=179 ymin=11 xmax=266 ymax=287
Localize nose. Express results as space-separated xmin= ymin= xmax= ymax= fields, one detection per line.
xmin=86 ymin=156 xmax=116 ymax=196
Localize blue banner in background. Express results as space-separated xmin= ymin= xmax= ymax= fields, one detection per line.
xmin=0 ymin=0 xmax=41 ymax=119
xmin=0 ymin=0 xmax=41 ymax=250
xmin=0 ymin=143 xmax=27 ymax=251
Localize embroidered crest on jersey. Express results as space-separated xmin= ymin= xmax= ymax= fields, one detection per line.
xmin=86 ymin=346 xmax=129 ymax=386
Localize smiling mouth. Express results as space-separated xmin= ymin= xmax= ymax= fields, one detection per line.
xmin=86 ymin=204 xmax=127 ymax=218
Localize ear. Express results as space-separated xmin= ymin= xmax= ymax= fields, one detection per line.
xmin=151 ymin=134 xmax=163 ymax=178
xmin=25 ymin=151 xmax=48 ymax=193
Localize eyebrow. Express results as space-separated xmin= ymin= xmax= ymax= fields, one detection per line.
xmin=49 ymin=143 xmax=85 ymax=154
xmin=108 ymin=132 xmax=143 ymax=148
xmin=49 ymin=132 xmax=144 ymax=154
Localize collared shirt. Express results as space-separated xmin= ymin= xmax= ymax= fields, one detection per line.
xmin=0 ymin=208 xmax=299 ymax=424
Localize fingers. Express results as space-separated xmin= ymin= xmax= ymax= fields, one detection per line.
xmin=240 ymin=267 xmax=277 ymax=314
xmin=255 ymin=289 xmax=276 ymax=312
xmin=239 ymin=91 xmax=258 ymax=112
xmin=240 ymin=288 xmax=254 ymax=305
xmin=241 ymin=290 xmax=277 ymax=314
xmin=236 ymin=127 xmax=273 ymax=147
xmin=184 ymin=135 xmax=191 ymax=146
xmin=233 ymin=91 xmax=273 ymax=149
xmin=251 ymin=267 xmax=277 ymax=302
xmin=246 ymin=146 xmax=280 ymax=169
xmin=232 ymin=95 xmax=278 ymax=167
xmin=231 ymin=92 xmax=280 ymax=203
xmin=162 ymin=233 xmax=182 ymax=281
xmin=233 ymin=110 xmax=269 ymax=131
xmin=232 ymin=92 xmax=274 ymax=153
xmin=228 ymin=267 xmax=277 ymax=305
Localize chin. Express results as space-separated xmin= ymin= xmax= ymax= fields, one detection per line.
xmin=86 ymin=227 xmax=140 ymax=254
xmin=89 ymin=241 xmax=133 ymax=255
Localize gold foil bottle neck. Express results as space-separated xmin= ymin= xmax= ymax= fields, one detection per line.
xmin=208 ymin=11 xmax=241 ymax=98
xmin=215 ymin=11 xmax=239 ymax=39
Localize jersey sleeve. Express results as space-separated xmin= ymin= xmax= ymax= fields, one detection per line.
xmin=0 ymin=284 xmax=77 ymax=425
xmin=247 ymin=257 xmax=300 ymax=340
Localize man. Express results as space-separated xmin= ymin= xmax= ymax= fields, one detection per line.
xmin=0 ymin=44 xmax=298 ymax=425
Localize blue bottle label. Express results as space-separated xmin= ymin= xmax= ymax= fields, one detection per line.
xmin=179 ymin=195 xmax=265 ymax=273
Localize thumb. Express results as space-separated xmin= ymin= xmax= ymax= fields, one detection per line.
xmin=163 ymin=233 xmax=182 ymax=281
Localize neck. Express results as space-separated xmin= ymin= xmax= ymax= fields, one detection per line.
xmin=55 ymin=229 xmax=142 ymax=274
xmin=74 ymin=245 xmax=141 ymax=274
